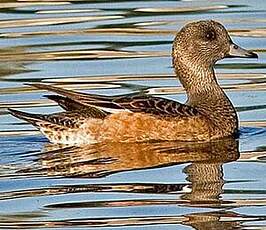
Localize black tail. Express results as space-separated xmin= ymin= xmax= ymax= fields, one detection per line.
xmin=44 ymin=95 xmax=88 ymax=111
xmin=8 ymin=108 xmax=42 ymax=125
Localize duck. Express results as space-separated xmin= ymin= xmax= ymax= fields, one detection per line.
xmin=8 ymin=20 xmax=258 ymax=145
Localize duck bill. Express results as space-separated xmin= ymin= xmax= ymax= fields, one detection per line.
xmin=227 ymin=43 xmax=258 ymax=58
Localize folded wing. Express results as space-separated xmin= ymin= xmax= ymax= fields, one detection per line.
xmin=28 ymin=83 xmax=198 ymax=117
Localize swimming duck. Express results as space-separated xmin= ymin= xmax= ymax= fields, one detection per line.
xmin=9 ymin=20 xmax=257 ymax=145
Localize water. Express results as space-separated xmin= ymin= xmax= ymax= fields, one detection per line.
xmin=0 ymin=0 xmax=266 ymax=229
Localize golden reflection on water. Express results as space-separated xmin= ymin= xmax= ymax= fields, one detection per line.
xmin=134 ymin=5 xmax=228 ymax=13
xmin=0 ymin=139 xmax=235 ymax=213
xmin=0 ymin=15 xmax=124 ymax=29
xmin=0 ymin=49 xmax=167 ymax=61
xmin=0 ymin=1 xmax=69 ymax=9
xmin=0 ymin=213 xmax=262 ymax=229
xmin=2 ymin=27 xmax=266 ymax=38
xmin=39 ymin=137 xmax=238 ymax=176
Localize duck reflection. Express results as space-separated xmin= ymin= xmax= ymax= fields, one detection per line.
xmin=38 ymin=137 xmax=239 ymax=204
xmin=183 ymin=211 xmax=242 ymax=230
xmin=17 ymin=138 xmax=256 ymax=229
xmin=41 ymin=137 xmax=238 ymax=175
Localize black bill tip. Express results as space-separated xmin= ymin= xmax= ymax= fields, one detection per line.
xmin=246 ymin=51 xmax=258 ymax=59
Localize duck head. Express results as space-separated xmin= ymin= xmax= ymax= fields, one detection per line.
xmin=172 ymin=20 xmax=257 ymax=69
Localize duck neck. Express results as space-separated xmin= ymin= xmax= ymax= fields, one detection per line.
xmin=174 ymin=59 xmax=221 ymax=102
xmin=174 ymin=61 xmax=238 ymax=133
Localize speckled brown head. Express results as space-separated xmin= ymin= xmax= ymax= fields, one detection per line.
xmin=172 ymin=20 xmax=257 ymax=68
xmin=172 ymin=20 xmax=257 ymax=93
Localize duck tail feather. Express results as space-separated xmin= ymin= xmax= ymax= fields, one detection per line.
xmin=8 ymin=108 xmax=42 ymax=125
xmin=44 ymin=94 xmax=86 ymax=111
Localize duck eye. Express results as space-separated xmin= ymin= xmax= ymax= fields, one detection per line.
xmin=205 ymin=30 xmax=216 ymax=40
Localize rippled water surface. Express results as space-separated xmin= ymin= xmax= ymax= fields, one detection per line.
xmin=0 ymin=0 xmax=266 ymax=229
